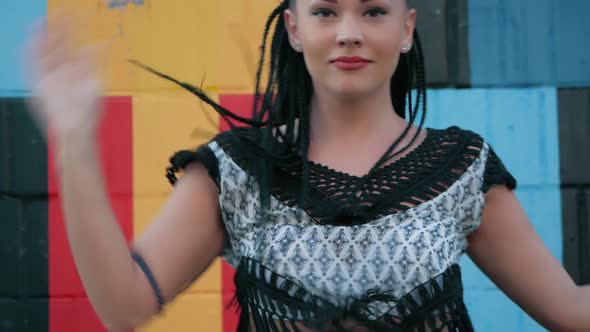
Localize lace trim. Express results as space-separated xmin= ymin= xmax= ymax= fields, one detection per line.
xmin=482 ymin=147 xmax=517 ymax=193
xmin=230 ymin=257 xmax=475 ymax=332
xmin=166 ymin=144 xmax=220 ymax=189
xmin=215 ymin=126 xmax=484 ymax=225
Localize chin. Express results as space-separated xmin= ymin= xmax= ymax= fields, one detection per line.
xmin=329 ymin=82 xmax=378 ymax=98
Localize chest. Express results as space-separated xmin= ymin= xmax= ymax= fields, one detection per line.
xmin=305 ymin=132 xmax=427 ymax=179
xmin=224 ymin=197 xmax=465 ymax=305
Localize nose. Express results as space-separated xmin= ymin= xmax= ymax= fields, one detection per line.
xmin=336 ymin=16 xmax=363 ymax=47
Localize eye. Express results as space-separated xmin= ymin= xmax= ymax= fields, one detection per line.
xmin=311 ymin=8 xmax=336 ymax=17
xmin=364 ymin=8 xmax=388 ymax=17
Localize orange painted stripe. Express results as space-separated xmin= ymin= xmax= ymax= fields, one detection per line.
xmin=48 ymin=96 xmax=134 ymax=332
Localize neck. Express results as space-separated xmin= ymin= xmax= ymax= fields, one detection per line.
xmin=308 ymin=85 xmax=408 ymax=146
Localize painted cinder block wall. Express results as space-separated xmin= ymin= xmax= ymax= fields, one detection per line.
xmin=1 ymin=1 xmax=589 ymax=331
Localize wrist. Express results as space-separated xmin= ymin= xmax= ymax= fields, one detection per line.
xmin=54 ymin=134 xmax=98 ymax=166
xmin=53 ymin=126 xmax=97 ymax=144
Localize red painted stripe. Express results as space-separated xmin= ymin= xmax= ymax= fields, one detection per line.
xmin=48 ymin=96 xmax=134 ymax=332
xmin=219 ymin=94 xmax=256 ymax=332
xmin=218 ymin=94 xmax=257 ymax=132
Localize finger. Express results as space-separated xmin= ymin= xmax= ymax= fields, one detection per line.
xmin=24 ymin=19 xmax=50 ymax=75
xmin=77 ymin=38 xmax=113 ymax=71
xmin=74 ymin=36 xmax=116 ymax=88
xmin=37 ymin=8 xmax=81 ymax=71
xmin=44 ymin=14 xmax=74 ymax=70
xmin=72 ymin=46 xmax=97 ymax=81
xmin=25 ymin=22 xmax=66 ymax=77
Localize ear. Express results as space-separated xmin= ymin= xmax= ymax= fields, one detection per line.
xmin=402 ymin=8 xmax=417 ymax=50
xmin=284 ymin=9 xmax=302 ymax=52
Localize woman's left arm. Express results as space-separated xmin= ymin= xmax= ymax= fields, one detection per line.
xmin=467 ymin=185 xmax=590 ymax=332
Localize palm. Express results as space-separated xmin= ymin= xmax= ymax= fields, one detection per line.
xmin=25 ymin=16 xmax=104 ymax=137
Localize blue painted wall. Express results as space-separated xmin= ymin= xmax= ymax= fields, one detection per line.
xmin=0 ymin=1 xmax=46 ymax=96
xmin=464 ymin=0 xmax=589 ymax=328
xmin=469 ymin=0 xmax=590 ymax=87
xmin=426 ymin=88 xmax=561 ymax=331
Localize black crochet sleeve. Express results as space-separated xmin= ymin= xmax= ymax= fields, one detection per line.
xmin=166 ymin=143 xmax=220 ymax=189
xmin=482 ymin=146 xmax=517 ymax=193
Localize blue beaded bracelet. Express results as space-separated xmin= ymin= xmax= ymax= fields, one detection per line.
xmin=131 ymin=250 xmax=164 ymax=312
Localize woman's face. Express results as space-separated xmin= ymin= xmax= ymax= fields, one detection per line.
xmin=284 ymin=0 xmax=416 ymax=99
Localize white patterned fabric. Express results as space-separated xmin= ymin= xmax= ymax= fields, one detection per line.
xmin=211 ymin=135 xmax=488 ymax=306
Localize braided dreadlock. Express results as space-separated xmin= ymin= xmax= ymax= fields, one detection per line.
xmin=130 ymin=0 xmax=427 ymax=211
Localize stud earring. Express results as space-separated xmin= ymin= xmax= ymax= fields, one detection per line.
xmin=401 ymin=44 xmax=412 ymax=53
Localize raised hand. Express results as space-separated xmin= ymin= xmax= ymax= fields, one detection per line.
xmin=24 ymin=13 xmax=106 ymax=141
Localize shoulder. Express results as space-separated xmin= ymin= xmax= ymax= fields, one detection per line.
xmin=433 ymin=125 xmax=485 ymax=147
xmin=166 ymin=128 xmax=259 ymax=188
xmin=426 ymin=125 xmax=486 ymax=169
xmin=432 ymin=125 xmax=499 ymax=162
xmin=433 ymin=126 xmax=517 ymax=193
xmin=208 ymin=126 xmax=263 ymax=152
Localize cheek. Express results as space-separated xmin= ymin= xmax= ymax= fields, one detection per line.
xmin=384 ymin=48 xmax=402 ymax=73
xmin=372 ymin=26 xmax=403 ymax=52
xmin=298 ymin=21 xmax=339 ymax=58
xmin=372 ymin=33 xmax=404 ymax=72
xmin=300 ymin=37 xmax=332 ymax=75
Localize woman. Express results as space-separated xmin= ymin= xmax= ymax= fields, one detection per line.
xmin=25 ymin=0 xmax=590 ymax=331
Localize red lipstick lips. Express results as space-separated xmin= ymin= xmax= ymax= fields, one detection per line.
xmin=331 ymin=56 xmax=371 ymax=70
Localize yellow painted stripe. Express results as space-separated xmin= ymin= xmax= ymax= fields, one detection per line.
xmin=131 ymin=91 xmax=220 ymax=196
xmin=48 ymin=0 xmax=220 ymax=92
xmin=132 ymin=91 xmax=222 ymax=331
xmin=47 ymin=0 xmax=278 ymax=94
xmin=140 ymin=292 xmax=223 ymax=332
xmin=215 ymin=1 xmax=280 ymax=95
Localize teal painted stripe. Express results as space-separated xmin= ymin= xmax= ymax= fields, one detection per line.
xmin=0 ymin=1 xmax=47 ymax=93
xmin=468 ymin=0 xmax=590 ymax=87
xmin=425 ymin=88 xmax=559 ymax=186
xmin=424 ymin=88 xmax=561 ymax=331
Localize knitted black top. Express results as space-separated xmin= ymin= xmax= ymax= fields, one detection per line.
xmin=167 ymin=125 xmax=517 ymax=332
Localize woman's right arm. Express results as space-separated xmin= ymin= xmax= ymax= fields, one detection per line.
xmin=57 ymin=137 xmax=224 ymax=331
xmin=24 ymin=14 xmax=225 ymax=331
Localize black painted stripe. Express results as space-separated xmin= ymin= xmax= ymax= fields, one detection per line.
xmin=558 ymin=88 xmax=590 ymax=285
xmin=412 ymin=0 xmax=471 ymax=87
xmin=0 ymin=97 xmax=49 ymax=332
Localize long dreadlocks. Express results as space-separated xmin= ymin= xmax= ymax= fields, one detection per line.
xmin=130 ymin=0 xmax=427 ymax=211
